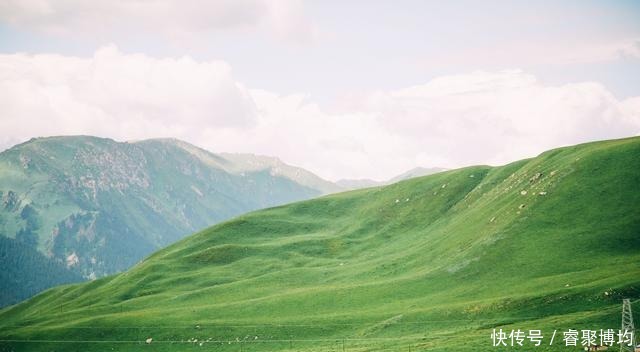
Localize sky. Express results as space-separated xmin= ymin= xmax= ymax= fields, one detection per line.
xmin=0 ymin=0 xmax=639 ymax=181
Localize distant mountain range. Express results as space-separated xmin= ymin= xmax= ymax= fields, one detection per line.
xmin=337 ymin=166 xmax=447 ymax=190
xmin=0 ymin=136 xmax=340 ymax=306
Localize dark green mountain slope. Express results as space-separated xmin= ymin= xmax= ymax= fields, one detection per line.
xmin=0 ymin=136 xmax=340 ymax=306
xmin=1 ymin=137 xmax=639 ymax=351
xmin=0 ymin=236 xmax=83 ymax=306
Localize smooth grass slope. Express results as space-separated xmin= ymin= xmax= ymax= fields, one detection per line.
xmin=1 ymin=137 xmax=639 ymax=351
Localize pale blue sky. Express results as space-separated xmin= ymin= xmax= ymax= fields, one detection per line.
xmin=0 ymin=0 xmax=639 ymax=180
xmin=1 ymin=1 xmax=638 ymax=100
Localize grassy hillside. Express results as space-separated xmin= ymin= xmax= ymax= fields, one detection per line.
xmin=0 ymin=136 xmax=339 ymax=306
xmin=1 ymin=137 xmax=639 ymax=351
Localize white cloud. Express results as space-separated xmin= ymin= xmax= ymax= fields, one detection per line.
xmin=238 ymin=69 xmax=640 ymax=180
xmin=0 ymin=45 xmax=257 ymax=150
xmin=0 ymin=0 xmax=315 ymax=43
xmin=355 ymin=70 xmax=639 ymax=170
xmin=1 ymin=48 xmax=638 ymax=181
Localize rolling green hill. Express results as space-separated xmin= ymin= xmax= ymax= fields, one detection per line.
xmin=1 ymin=137 xmax=639 ymax=351
xmin=0 ymin=136 xmax=341 ymax=306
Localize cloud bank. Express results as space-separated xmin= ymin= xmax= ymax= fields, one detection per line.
xmin=1 ymin=46 xmax=638 ymax=180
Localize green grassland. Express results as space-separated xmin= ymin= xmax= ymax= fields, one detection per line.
xmin=1 ymin=137 xmax=639 ymax=351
